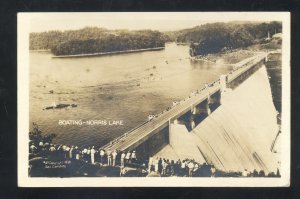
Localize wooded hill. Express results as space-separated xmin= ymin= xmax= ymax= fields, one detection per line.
xmin=30 ymin=22 xmax=281 ymax=56
xmin=171 ymin=21 xmax=282 ymax=56
xmin=30 ymin=27 xmax=169 ymax=56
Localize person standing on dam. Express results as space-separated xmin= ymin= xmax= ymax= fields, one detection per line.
xmin=30 ymin=143 xmax=37 ymax=154
xmin=62 ymin=144 xmax=67 ymax=159
xmin=86 ymin=147 xmax=91 ymax=163
xmin=162 ymin=159 xmax=167 ymax=176
xmin=154 ymin=157 xmax=159 ymax=173
xmin=242 ymin=169 xmax=248 ymax=177
xmin=69 ymin=145 xmax=74 ymax=159
xmin=120 ymin=151 xmax=126 ymax=167
xmin=210 ymin=165 xmax=216 ymax=177
xmin=107 ymin=149 xmax=112 ymax=166
xmin=90 ymin=146 xmax=96 ymax=164
xmin=65 ymin=145 xmax=70 ymax=159
xmin=131 ymin=151 xmax=137 ymax=164
xmin=112 ymin=150 xmax=118 ymax=166
xmin=193 ymin=163 xmax=199 ymax=175
xmin=72 ymin=146 xmax=76 ymax=160
xmin=99 ymin=148 xmax=105 ymax=165
xmin=125 ymin=151 xmax=131 ymax=165
xmin=148 ymin=156 xmax=153 ymax=173
xmin=158 ymin=158 xmax=163 ymax=174
xmin=48 ymin=144 xmax=56 ymax=159
xmin=188 ymin=161 xmax=195 ymax=177
xmin=82 ymin=147 xmax=87 ymax=162
xmin=75 ymin=146 xmax=80 ymax=160
xmin=181 ymin=160 xmax=187 ymax=176
xmin=170 ymin=160 xmax=175 ymax=176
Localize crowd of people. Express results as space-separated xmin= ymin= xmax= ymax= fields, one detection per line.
xmin=30 ymin=141 xmax=137 ymax=167
xmin=146 ymin=157 xmax=214 ymax=177
xmin=29 ymin=141 xmax=280 ymax=178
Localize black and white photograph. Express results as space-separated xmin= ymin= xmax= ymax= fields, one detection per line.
xmin=17 ymin=12 xmax=290 ymax=187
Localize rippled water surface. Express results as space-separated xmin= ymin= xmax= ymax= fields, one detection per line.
xmin=29 ymin=43 xmax=232 ymax=147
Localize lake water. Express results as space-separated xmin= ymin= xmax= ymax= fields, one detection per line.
xmin=29 ymin=43 xmax=233 ymax=148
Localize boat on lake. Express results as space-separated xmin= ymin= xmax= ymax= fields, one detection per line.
xmin=44 ymin=103 xmax=78 ymax=110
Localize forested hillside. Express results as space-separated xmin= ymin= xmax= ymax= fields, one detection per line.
xmin=30 ymin=22 xmax=282 ymax=57
xmin=176 ymin=22 xmax=281 ymax=56
xmin=30 ymin=27 xmax=109 ymax=50
xmin=30 ymin=27 xmax=169 ymax=56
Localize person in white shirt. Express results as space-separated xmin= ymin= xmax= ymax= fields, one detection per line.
xmin=131 ymin=151 xmax=137 ymax=163
xmin=211 ymin=165 xmax=216 ymax=177
xmin=75 ymin=146 xmax=80 ymax=160
xmin=162 ymin=160 xmax=167 ymax=176
xmin=69 ymin=146 xmax=74 ymax=159
xmin=125 ymin=151 xmax=131 ymax=164
xmin=49 ymin=144 xmax=56 ymax=152
xmin=188 ymin=161 xmax=194 ymax=177
xmin=242 ymin=169 xmax=248 ymax=177
xmin=112 ymin=150 xmax=118 ymax=166
xmin=120 ymin=151 xmax=126 ymax=167
xmin=39 ymin=141 xmax=44 ymax=147
xmin=99 ymin=149 xmax=105 ymax=165
xmin=120 ymin=167 xmax=127 ymax=177
xmin=154 ymin=157 xmax=159 ymax=173
xmin=62 ymin=144 xmax=67 ymax=151
xmin=30 ymin=144 xmax=37 ymax=154
xmin=90 ymin=146 xmax=96 ymax=164
xmin=48 ymin=144 xmax=56 ymax=158
xmin=181 ymin=160 xmax=186 ymax=176
xmin=107 ymin=150 xmax=112 ymax=166
xmin=193 ymin=163 xmax=199 ymax=173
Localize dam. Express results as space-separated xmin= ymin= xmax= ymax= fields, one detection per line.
xmin=103 ymin=52 xmax=280 ymax=173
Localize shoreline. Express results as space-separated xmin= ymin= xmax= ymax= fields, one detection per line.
xmin=190 ymin=39 xmax=281 ymax=65
xmin=52 ymin=47 xmax=165 ymax=58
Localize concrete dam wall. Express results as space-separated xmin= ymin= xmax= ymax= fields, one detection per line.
xmin=155 ymin=64 xmax=280 ymax=173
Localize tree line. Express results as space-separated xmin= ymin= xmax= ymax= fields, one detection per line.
xmin=30 ymin=27 xmax=169 ymax=56
xmin=172 ymin=21 xmax=282 ymax=56
xmin=30 ymin=22 xmax=282 ymax=56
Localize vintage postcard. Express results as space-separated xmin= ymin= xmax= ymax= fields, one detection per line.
xmin=18 ymin=12 xmax=290 ymax=187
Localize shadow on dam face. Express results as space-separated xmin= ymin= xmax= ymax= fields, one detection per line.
xmin=209 ymin=103 xmax=221 ymax=113
xmin=193 ymin=113 xmax=209 ymax=127
xmin=176 ymin=111 xmax=194 ymax=132
xmin=134 ymin=125 xmax=169 ymax=160
xmin=174 ymin=101 xmax=222 ymax=132
xmin=228 ymin=61 xmax=264 ymax=90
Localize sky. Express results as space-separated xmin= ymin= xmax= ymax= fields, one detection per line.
xmin=25 ymin=12 xmax=281 ymax=33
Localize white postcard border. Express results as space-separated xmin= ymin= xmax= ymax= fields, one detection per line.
xmin=18 ymin=12 xmax=290 ymax=187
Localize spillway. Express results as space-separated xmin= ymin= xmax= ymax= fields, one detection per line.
xmin=155 ymin=64 xmax=280 ymax=173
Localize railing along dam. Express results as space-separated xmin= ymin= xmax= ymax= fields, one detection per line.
xmin=102 ymin=53 xmax=268 ymax=158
